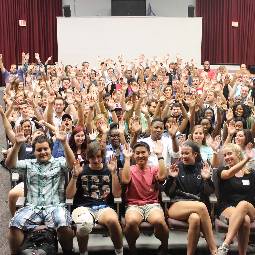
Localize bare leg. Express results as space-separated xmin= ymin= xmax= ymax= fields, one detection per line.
xmin=222 ymin=201 xmax=255 ymax=246
xmin=124 ymin=209 xmax=143 ymax=254
xmin=57 ymin=226 xmax=74 ymax=253
xmin=146 ymin=208 xmax=169 ymax=251
xmin=237 ymin=215 xmax=251 ymax=255
xmin=8 ymin=227 xmax=24 ymax=255
xmin=187 ymin=213 xmax=200 ymax=255
xmin=8 ymin=185 xmax=24 ymax=216
xmin=168 ymin=201 xmax=217 ymax=254
xmin=98 ymin=208 xmax=123 ymax=250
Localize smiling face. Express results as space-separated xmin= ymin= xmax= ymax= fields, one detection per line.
xmin=204 ymin=109 xmax=214 ymax=120
xmin=234 ymin=130 xmax=245 ymax=146
xmin=133 ymin=146 xmax=149 ymax=167
xmin=150 ymin=121 xmax=164 ymax=141
xmin=21 ymin=120 xmax=32 ymax=137
xmin=235 ymin=105 xmax=244 ymax=117
xmin=223 ymin=147 xmax=240 ymax=167
xmin=34 ymin=141 xmax=52 ymax=162
xmin=74 ymin=130 xmax=85 ymax=146
xmin=192 ymin=126 xmax=204 ymax=145
xmin=200 ymin=118 xmax=211 ymax=134
xmin=180 ymin=145 xmax=196 ymax=165
xmin=109 ymin=129 xmax=120 ymax=148
xmin=54 ymin=99 xmax=65 ymax=114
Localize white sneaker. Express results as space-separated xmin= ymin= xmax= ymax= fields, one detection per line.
xmin=72 ymin=207 xmax=94 ymax=236
xmin=217 ymin=243 xmax=229 ymax=255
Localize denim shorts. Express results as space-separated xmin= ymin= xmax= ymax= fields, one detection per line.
xmin=126 ymin=203 xmax=163 ymax=221
xmin=9 ymin=205 xmax=72 ymax=231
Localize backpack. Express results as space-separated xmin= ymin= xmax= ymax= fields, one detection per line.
xmin=20 ymin=226 xmax=58 ymax=255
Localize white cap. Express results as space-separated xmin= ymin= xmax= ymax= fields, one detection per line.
xmin=72 ymin=207 xmax=94 ymax=236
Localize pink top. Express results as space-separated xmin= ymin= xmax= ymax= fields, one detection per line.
xmin=125 ymin=165 xmax=159 ymax=206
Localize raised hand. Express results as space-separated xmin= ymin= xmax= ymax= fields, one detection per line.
xmin=125 ymin=101 xmax=133 ymax=111
xmin=227 ymin=121 xmax=236 ymax=136
xmin=130 ymin=119 xmax=141 ymax=134
xmin=201 ymin=162 xmax=211 ymax=180
xmin=123 ymin=144 xmax=133 ymax=159
xmin=55 ymin=127 xmax=67 ymax=143
xmin=153 ymin=140 xmax=163 ymax=156
xmin=72 ymin=160 xmax=83 ymax=177
xmin=35 ymin=53 xmax=40 ymax=61
xmin=117 ymin=120 xmax=125 ymax=134
xmin=88 ymin=129 xmax=99 ymax=141
xmin=159 ymin=95 xmax=166 ymax=104
xmin=74 ymin=93 xmax=82 ymax=104
xmin=101 ymin=123 xmax=110 ymax=134
xmin=226 ymin=108 xmax=233 ymax=122
xmin=107 ymin=155 xmax=117 ymax=174
xmin=168 ymin=164 xmax=179 ymax=178
xmin=168 ymin=123 xmax=178 ymax=138
xmin=15 ymin=126 xmax=27 ymax=144
xmin=206 ymin=135 xmax=221 ymax=152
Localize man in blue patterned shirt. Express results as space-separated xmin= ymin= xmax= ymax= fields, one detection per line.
xmin=5 ymin=126 xmax=75 ymax=255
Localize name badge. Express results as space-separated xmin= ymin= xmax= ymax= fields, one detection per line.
xmin=26 ymin=147 xmax=33 ymax=152
xmin=242 ymin=180 xmax=250 ymax=186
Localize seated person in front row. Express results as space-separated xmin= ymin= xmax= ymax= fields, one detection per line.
xmin=66 ymin=141 xmax=123 ymax=255
xmin=217 ymin=143 xmax=255 ymax=255
xmin=5 ymin=126 xmax=75 ymax=255
xmin=164 ymin=140 xmax=217 ymax=255
xmin=121 ymin=141 xmax=169 ymax=255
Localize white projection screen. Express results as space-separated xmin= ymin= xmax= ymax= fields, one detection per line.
xmin=57 ymin=17 xmax=202 ymax=66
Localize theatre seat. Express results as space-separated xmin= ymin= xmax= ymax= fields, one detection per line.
xmin=167 ymin=218 xmax=189 ymax=231
xmin=215 ymin=218 xmax=255 ymax=233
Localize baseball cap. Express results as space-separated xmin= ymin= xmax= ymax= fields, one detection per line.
xmin=115 ymin=103 xmax=122 ymax=110
xmin=72 ymin=207 xmax=94 ymax=236
xmin=62 ymin=113 xmax=72 ymax=121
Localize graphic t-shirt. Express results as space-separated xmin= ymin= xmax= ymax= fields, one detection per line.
xmin=73 ymin=164 xmax=113 ymax=208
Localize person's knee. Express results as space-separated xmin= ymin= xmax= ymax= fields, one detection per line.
xmin=104 ymin=215 xmax=120 ymax=229
xmin=57 ymin=226 xmax=73 ymax=237
xmin=243 ymin=215 xmax=251 ymax=228
xmin=148 ymin=213 xmax=167 ymax=228
xmin=188 ymin=213 xmax=200 ymax=229
xmin=237 ymin=201 xmax=250 ymax=214
xmin=196 ymin=202 xmax=208 ymax=215
xmin=125 ymin=217 xmax=140 ymax=230
xmin=8 ymin=189 xmax=20 ymax=201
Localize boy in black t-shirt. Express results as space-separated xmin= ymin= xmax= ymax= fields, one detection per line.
xmin=66 ymin=142 xmax=123 ymax=255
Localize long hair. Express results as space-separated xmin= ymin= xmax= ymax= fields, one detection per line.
xmin=190 ymin=125 xmax=206 ymax=145
xmin=68 ymin=125 xmax=87 ymax=160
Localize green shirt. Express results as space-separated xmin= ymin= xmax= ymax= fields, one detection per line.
xmin=14 ymin=157 xmax=70 ymax=208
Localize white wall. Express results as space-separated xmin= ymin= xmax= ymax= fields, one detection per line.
xmin=62 ymin=0 xmax=111 ymax=16
xmin=57 ymin=17 xmax=202 ymax=66
xmin=147 ymin=0 xmax=196 ymax=17
xmin=62 ymin=0 xmax=196 ymax=17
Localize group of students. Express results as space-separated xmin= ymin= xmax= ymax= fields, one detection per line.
xmin=0 ymin=52 xmax=255 ymax=255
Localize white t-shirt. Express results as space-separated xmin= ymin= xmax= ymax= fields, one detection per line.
xmin=138 ymin=134 xmax=179 ymax=167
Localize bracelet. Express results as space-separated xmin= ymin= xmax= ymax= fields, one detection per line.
xmin=72 ymin=175 xmax=78 ymax=180
xmin=157 ymin=156 xmax=164 ymax=161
